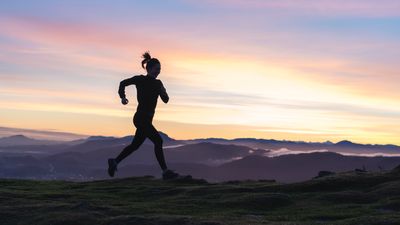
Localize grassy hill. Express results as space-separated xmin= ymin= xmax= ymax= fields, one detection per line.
xmin=1 ymin=168 xmax=400 ymax=225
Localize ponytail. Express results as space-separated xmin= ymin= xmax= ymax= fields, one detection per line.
xmin=141 ymin=51 xmax=152 ymax=69
xmin=140 ymin=51 xmax=161 ymax=72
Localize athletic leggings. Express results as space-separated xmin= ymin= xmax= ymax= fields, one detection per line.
xmin=115 ymin=112 xmax=167 ymax=170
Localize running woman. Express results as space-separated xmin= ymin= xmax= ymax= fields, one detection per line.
xmin=108 ymin=52 xmax=179 ymax=180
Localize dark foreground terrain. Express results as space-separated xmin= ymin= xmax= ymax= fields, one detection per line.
xmin=1 ymin=167 xmax=400 ymax=225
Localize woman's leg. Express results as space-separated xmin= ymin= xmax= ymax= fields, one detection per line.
xmin=145 ymin=124 xmax=168 ymax=171
xmin=115 ymin=127 xmax=146 ymax=163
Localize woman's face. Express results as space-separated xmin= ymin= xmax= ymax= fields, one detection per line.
xmin=148 ymin=63 xmax=161 ymax=78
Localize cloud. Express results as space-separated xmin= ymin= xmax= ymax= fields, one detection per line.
xmin=265 ymin=148 xmax=329 ymax=157
xmin=338 ymin=152 xmax=400 ymax=157
xmin=265 ymin=148 xmax=400 ymax=157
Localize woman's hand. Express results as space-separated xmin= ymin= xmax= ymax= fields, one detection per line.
xmin=121 ymin=98 xmax=129 ymax=105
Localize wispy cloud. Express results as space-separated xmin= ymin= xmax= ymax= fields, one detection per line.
xmin=265 ymin=148 xmax=329 ymax=157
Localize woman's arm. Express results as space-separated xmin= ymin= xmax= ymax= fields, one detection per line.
xmin=159 ymin=81 xmax=169 ymax=103
xmin=118 ymin=76 xmax=140 ymax=99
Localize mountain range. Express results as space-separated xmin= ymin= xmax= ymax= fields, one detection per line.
xmin=1 ymin=131 xmax=400 ymax=182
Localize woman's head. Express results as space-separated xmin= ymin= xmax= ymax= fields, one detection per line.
xmin=141 ymin=52 xmax=161 ymax=78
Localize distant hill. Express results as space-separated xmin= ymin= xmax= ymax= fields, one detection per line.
xmin=2 ymin=126 xmax=400 ymax=156
xmin=0 ymin=135 xmax=63 ymax=146
xmin=188 ymin=137 xmax=400 ymax=156
xmin=215 ymin=152 xmax=400 ymax=182
xmin=1 ymin=130 xmax=400 ymax=182
xmin=165 ymin=142 xmax=265 ymax=165
xmin=0 ymin=126 xmax=88 ymax=141
xmin=2 ymin=132 xmax=400 ymax=157
xmin=2 ymin=149 xmax=400 ymax=182
xmin=1 ymin=168 xmax=400 ymax=225
xmin=0 ymin=132 xmax=182 ymax=155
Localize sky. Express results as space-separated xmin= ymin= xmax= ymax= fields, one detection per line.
xmin=0 ymin=0 xmax=399 ymax=145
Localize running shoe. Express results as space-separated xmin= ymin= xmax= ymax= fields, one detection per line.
xmin=162 ymin=169 xmax=179 ymax=180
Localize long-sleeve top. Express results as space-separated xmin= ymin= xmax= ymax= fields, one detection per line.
xmin=118 ymin=75 xmax=169 ymax=116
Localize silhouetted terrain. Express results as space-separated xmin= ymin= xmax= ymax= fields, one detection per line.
xmin=214 ymin=152 xmax=400 ymax=182
xmin=1 ymin=133 xmax=400 ymax=182
xmin=2 ymin=167 xmax=400 ymax=225
xmin=188 ymin=138 xmax=400 ymax=156
xmin=0 ymin=135 xmax=63 ymax=146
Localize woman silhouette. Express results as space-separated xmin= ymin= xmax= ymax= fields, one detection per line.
xmin=108 ymin=52 xmax=179 ymax=180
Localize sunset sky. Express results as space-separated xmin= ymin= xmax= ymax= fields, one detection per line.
xmin=1 ymin=0 xmax=399 ymax=145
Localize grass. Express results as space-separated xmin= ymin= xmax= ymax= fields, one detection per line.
xmin=1 ymin=169 xmax=400 ymax=225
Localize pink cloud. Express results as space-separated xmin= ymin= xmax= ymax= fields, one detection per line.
xmin=0 ymin=17 xmax=150 ymax=50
